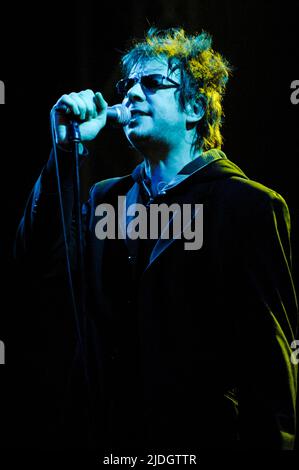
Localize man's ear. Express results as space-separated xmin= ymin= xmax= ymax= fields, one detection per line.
xmin=185 ymin=97 xmax=206 ymax=123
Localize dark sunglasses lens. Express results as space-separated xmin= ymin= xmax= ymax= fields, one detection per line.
xmin=142 ymin=75 xmax=163 ymax=90
xmin=117 ymin=74 xmax=166 ymax=97
xmin=124 ymin=78 xmax=137 ymax=94
xmin=117 ymin=78 xmax=134 ymax=96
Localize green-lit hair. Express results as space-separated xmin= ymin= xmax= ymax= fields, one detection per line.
xmin=121 ymin=27 xmax=232 ymax=152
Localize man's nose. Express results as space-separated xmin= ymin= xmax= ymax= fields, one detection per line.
xmin=127 ymin=81 xmax=145 ymax=101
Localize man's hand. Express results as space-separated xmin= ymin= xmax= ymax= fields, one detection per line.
xmin=53 ymin=89 xmax=108 ymax=144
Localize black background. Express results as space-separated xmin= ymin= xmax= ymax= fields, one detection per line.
xmin=0 ymin=0 xmax=298 ymax=458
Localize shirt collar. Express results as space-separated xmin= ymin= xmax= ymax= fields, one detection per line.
xmin=131 ymin=149 xmax=227 ymax=196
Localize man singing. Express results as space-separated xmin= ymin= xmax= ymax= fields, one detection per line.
xmin=16 ymin=27 xmax=298 ymax=450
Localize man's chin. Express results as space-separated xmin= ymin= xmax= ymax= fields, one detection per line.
xmin=126 ymin=128 xmax=150 ymax=147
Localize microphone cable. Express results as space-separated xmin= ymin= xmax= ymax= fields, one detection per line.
xmin=49 ymin=108 xmax=93 ymax=443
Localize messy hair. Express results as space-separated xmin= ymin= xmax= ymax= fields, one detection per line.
xmin=121 ymin=27 xmax=232 ymax=152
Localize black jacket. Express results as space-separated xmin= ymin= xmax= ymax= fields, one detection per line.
xmin=15 ymin=148 xmax=298 ymax=450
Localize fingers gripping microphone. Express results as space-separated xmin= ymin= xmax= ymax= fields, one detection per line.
xmin=54 ymin=103 xmax=131 ymax=126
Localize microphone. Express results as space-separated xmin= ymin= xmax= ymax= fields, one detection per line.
xmin=54 ymin=103 xmax=131 ymax=126
xmin=107 ymin=104 xmax=131 ymax=126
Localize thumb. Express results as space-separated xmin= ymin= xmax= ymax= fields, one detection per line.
xmin=95 ymin=92 xmax=108 ymax=114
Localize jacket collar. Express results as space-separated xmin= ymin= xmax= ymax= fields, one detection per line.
xmin=131 ymin=148 xmax=247 ymax=199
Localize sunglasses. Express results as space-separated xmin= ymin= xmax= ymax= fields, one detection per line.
xmin=116 ymin=73 xmax=180 ymax=98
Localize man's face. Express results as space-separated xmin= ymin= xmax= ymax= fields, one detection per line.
xmin=121 ymin=57 xmax=188 ymax=154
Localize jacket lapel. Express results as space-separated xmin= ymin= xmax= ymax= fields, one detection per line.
xmin=146 ymin=202 xmax=203 ymax=269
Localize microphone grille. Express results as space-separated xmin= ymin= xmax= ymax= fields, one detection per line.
xmin=111 ymin=104 xmax=131 ymax=126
